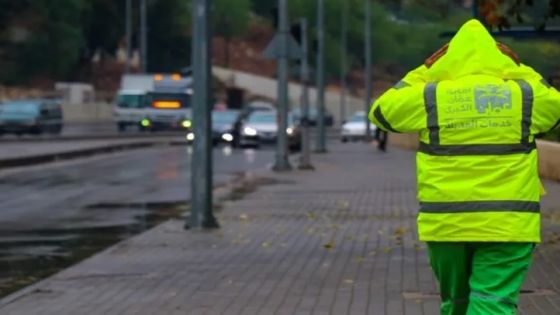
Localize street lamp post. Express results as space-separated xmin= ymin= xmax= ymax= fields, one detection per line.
xmin=315 ymin=0 xmax=327 ymax=153
xmin=364 ymin=0 xmax=372 ymax=141
xmin=272 ymin=0 xmax=292 ymax=171
xmin=125 ymin=0 xmax=132 ymax=73
xmin=140 ymin=0 xmax=148 ymax=73
xmin=298 ymin=18 xmax=314 ymax=170
xmin=340 ymin=0 xmax=348 ymax=126
xmin=189 ymin=0 xmax=218 ymax=229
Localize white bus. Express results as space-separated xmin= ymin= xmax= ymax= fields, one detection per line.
xmin=114 ymin=74 xmax=193 ymax=132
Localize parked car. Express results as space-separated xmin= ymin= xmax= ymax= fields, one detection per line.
xmin=239 ymin=111 xmax=301 ymax=151
xmin=340 ymin=111 xmax=376 ymax=142
xmin=291 ymin=106 xmax=334 ymax=127
xmin=0 ymin=99 xmax=63 ymax=136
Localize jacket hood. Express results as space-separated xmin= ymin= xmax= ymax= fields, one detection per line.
xmin=425 ymin=19 xmax=541 ymax=82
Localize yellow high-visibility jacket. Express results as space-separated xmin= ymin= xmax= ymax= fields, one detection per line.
xmin=369 ymin=19 xmax=560 ymax=242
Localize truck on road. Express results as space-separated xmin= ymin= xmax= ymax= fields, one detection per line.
xmin=114 ymin=74 xmax=193 ymax=132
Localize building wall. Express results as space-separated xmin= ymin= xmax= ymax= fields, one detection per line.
xmin=62 ymin=102 xmax=113 ymax=123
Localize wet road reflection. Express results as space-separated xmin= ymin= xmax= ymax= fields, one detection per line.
xmin=0 ymin=145 xmax=275 ymax=297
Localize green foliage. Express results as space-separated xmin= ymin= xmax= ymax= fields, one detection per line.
xmin=146 ymin=0 xmax=191 ymax=72
xmin=16 ymin=0 xmax=86 ymax=79
xmin=214 ymin=0 xmax=251 ymax=37
xmin=1 ymin=0 xmax=560 ymax=87
xmin=249 ymin=0 xmax=276 ymax=18
xmin=82 ymin=0 xmax=125 ymax=59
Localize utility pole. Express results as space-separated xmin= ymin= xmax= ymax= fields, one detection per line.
xmin=140 ymin=0 xmax=148 ymax=73
xmin=189 ymin=0 xmax=218 ymax=229
xmin=125 ymin=0 xmax=132 ymax=73
xmin=473 ymin=0 xmax=479 ymax=19
xmin=364 ymin=0 xmax=372 ymax=141
xmin=298 ymin=18 xmax=313 ymax=170
xmin=273 ymin=0 xmax=292 ymax=171
xmin=315 ymin=0 xmax=327 ymax=153
xmin=340 ymin=0 xmax=348 ymax=125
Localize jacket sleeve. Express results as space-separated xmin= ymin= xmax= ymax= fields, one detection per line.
xmin=368 ymin=66 xmax=428 ymax=133
xmin=532 ymin=79 xmax=560 ymax=134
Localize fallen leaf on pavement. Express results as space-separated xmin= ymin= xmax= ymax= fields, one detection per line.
xmin=323 ymin=241 xmax=335 ymax=250
xmin=337 ymin=201 xmax=350 ymax=211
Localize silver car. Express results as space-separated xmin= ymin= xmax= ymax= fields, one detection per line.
xmin=239 ymin=111 xmax=301 ymax=150
xmin=340 ymin=111 xmax=377 ymax=142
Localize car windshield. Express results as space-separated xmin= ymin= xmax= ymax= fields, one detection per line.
xmin=212 ymin=111 xmax=239 ymax=124
xmin=0 ymin=102 xmax=40 ymax=115
xmin=117 ymin=94 xmax=144 ymax=108
xmin=249 ymin=101 xmax=274 ymax=111
xmin=350 ymin=114 xmax=367 ymax=122
xmin=248 ymin=113 xmax=276 ymax=123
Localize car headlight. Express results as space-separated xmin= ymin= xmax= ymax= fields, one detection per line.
xmin=182 ymin=120 xmax=192 ymax=128
xmin=243 ymin=127 xmax=257 ymax=136
xmin=140 ymin=119 xmax=151 ymax=127
xmin=186 ymin=132 xmax=195 ymax=141
xmin=222 ymin=133 xmax=234 ymax=142
xmin=286 ymin=127 xmax=294 ymax=135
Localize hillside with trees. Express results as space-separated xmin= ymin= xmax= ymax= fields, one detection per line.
xmin=1 ymin=0 xmax=560 ymax=91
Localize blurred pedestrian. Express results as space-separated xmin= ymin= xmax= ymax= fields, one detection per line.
xmin=373 ymin=128 xmax=388 ymax=151
xmin=369 ymin=19 xmax=560 ymax=314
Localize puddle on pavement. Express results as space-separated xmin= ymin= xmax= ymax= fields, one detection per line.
xmin=0 ymin=201 xmax=186 ymax=298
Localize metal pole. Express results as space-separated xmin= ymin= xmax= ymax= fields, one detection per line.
xmin=315 ymin=0 xmax=327 ymax=152
xmin=140 ymin=0 xmax=148 ymax=73
xmin=125 ymin=0 xmax=132 ymax=73
xmin=298 ymin=18 xmax=314 ymax=170
xmin=364 ymin=0 xmax=372 ymax=141
xmin=340 ymin=0 xmax=348 ymax=125
xmin=189 ymin=0 xmax=218 ymax=229
xmin=273 ymin=0 xmax=292 ymax=171
xmin=473 ymin=0 xmax=479 ymax=19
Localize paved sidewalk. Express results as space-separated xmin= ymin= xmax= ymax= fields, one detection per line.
xmin=1 ymin=143 xmax=560 ymax=314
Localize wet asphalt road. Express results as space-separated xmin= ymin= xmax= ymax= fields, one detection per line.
xmin=0 ymin=144 xmax=275 ymax=296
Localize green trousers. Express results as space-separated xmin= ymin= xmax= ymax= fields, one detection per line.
xmin=427 ymin=242 xmax=534 ymax=315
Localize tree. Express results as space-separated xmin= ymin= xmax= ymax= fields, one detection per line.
xmin=15 ymin=0 xmax=86 ymax=81
xmin=146 ymin=0 xmax=191 ymax=72
xmin=81 ymin=0 xmax=125 ymax=61
xmin=478 ymin=0 xmax=558 ymax=30
xmin=213 ymin=0 xmax=251 ymax=67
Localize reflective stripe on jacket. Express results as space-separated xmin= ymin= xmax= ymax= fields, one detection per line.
xmin=369 ymin=19 xmax=560 ymax=242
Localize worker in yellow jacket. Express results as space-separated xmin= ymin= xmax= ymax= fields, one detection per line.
xmin=369 ymin=19 xmax=560 ymax=315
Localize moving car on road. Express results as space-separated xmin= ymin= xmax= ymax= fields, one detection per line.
xmin=340 ymin=111 xmax=376 ymax=142
xmin=185 ymin=109 xmax=242 ymax=146
xmin=0 ymin=99 xmax=63 ymax=136
xmin=240 ymin=111 xmax=301 ymax=151
xmin=212 ymin=109 xmax=241 ymax=145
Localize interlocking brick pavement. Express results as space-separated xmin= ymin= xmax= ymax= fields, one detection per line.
xmin=1 ymin=142 xmax=560 ymax=314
